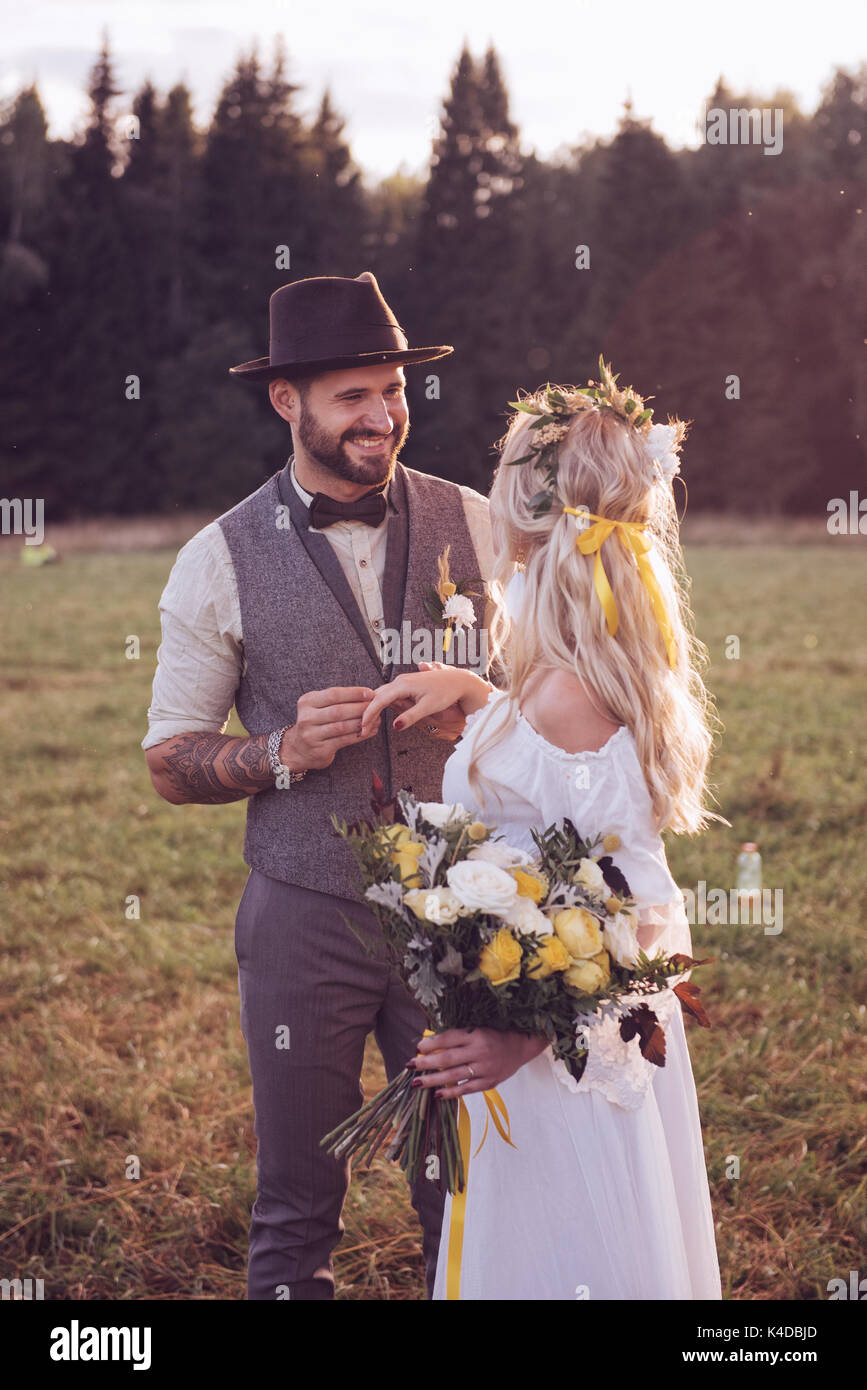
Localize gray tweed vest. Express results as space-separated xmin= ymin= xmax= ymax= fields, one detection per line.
xmin=217 ymin=457 xmax=488 ymax=901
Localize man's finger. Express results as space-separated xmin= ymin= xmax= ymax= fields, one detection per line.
xmin=308 ymin=717 xmax=369 ymax=741
xmin=305 ymin=698 xmax=377 ymax=725
xmin=304 ymin=686 xmax=374 ymax=708
xmin=309 ymin=723 xmax=380 ymax=759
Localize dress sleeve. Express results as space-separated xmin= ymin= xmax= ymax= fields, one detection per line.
xmin=555 ymin=739 xmax=693 ymax=959
xmin=141 ymin=524 xmax=243 ymax=750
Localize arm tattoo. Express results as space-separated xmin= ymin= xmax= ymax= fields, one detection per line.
xmin=159 ymin=732 xmax=274 ymax=804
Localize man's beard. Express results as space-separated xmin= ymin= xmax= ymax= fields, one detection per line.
xmin=296 ymin=397 xmax=409 ymax=488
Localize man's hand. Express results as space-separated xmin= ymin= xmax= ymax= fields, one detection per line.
xmin=407 ymin=1027 xmax=550 ymax=1100
xmin=145 ymin=685 xmax=381 ymax=805
xmin=281 ymin=685 xmax=381 ymax=769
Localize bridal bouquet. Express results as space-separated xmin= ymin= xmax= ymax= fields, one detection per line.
xmin=321 ymin=783 xmax=710 ymax=1194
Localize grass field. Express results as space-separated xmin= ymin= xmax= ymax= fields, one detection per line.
xmin=1 ymin=532 xmax=865 ymax=1300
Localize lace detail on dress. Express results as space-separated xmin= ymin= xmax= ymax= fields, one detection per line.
xmin=546 ymin=989 xmax=680 ymax=1110
xmin=514 ymin=709 xmax=632 ymax=764
xmin=460 ymin=689 xmax=633 ymax=766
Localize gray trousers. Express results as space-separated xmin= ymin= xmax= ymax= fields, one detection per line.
xmin=234 ymin=868 xmax=445 ymax=1299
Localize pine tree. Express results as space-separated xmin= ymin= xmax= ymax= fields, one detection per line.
xmin=306 ymin=88 xmax=366 ymax=273
xmin=412 ymin=44 xmax=526 ymax=489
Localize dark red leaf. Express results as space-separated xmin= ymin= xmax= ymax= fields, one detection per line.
xmin=369 ymin=772 xmax=410 ymax=826
xmin=596 ymin=854 xmax=631 ymax=898
xmin=619 ymin=1003 xmax=666 ymax=1066
xmin=673 ymin=979 xmax=712 ymax=1028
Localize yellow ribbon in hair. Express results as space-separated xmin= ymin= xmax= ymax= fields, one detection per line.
xmin=419 ymin=1028 xmax=516 ymax=1299
xmin=562 ymin=507 xmax=677 ymax=668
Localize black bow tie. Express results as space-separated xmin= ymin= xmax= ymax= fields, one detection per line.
xmin=307 ymin=486 xmax=388 ymax=529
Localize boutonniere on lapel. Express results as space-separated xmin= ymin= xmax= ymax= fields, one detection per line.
xmin=423 ymin=545 xmax=482 ymax=653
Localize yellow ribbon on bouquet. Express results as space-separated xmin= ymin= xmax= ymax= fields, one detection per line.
xmin=562 ymin=507 xmax=677 ymax=669
xmin=420 ymin=1029 xmax=517 ymax=1300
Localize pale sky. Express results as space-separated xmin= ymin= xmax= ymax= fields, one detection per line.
xmin=2 ymin=0 xmax=864 ymax=181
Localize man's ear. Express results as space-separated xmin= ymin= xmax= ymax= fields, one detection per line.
xmin=269 ymin=378 xmax=301 ymax=424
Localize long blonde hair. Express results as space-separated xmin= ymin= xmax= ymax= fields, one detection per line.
xmin=470 ymin=386 xmax=721 ymax=834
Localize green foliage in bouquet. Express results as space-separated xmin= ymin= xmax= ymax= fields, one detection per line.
xmin=322 ymin=785 xmax=712 ymax=1194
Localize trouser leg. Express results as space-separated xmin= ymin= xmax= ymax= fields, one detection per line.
xmin=235 ymin=871 xmax=389 ymax=1300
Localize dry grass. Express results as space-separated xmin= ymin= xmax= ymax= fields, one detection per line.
xmin=1 ymin=531 xmax=865 ymax=1300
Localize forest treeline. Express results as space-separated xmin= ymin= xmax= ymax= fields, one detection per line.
xmin=1 ymin=37 xmax=865 ymax=517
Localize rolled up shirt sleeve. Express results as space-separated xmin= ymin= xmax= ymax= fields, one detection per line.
xmin=141 ymin=522 xmax=244 ymax=751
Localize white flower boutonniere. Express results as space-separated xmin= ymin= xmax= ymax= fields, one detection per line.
xmin=424 ymin=544 xmax=482 ymax=653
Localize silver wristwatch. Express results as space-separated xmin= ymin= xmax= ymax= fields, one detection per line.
xmin=268 ymin=725 xmax=306 ymax=787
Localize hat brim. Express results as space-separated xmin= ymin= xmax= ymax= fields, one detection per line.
xmin=229 ymin=345 xmax=453 ymax=382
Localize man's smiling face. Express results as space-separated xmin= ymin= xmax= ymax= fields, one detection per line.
xmin=278 ymin=363 xmax=410 ymax=490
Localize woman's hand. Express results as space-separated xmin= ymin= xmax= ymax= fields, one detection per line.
xmin=379 ymin=663 xmax=466 ymax=741
xmin=359 ymin=662 xmax=492 ymax=739
xmin=408 ymin=1027 xmax=550 ymax=1099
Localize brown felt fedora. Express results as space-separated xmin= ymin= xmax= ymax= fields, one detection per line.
xmin=228 ymin=270 xmax=453 ymax=382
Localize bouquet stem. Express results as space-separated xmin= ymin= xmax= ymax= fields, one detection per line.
xmin=320 ymin=1063 xmax=467 ymax=1194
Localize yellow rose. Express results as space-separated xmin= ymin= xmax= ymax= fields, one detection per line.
xmin=467 ymin=821 xmax=488 ymax=841
xmin=478 ymin=928 xmax=522 ymax=987
xmin=526 ymin=935 xmax=572 ymax=979
xmin=380 ymin=823 xmax=412 ymax=845
xmin=440 ymin=580 xmax=457 ymax=598
xmin=391 ymin=841 xmax=425 ymax=887
xmin=403 ymin=888 xmax=431 ymax=921
xmin=603 ymin=833 xmax=621 ymax=852
xmin=563 ymin=958 xmax=607 ymax=993
xmin=605 ymin=895 xmax=623 ymax=914
xmin=512 ymin=868 xmax=547 ymax=902
xmin=591 ymin=948 xmax=611 ymax=985
xmin=553 ymin=907 xmax=604 ymax=959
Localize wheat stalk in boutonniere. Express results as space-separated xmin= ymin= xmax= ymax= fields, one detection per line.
xmin=423 ymin=543 xmax=483 ymax=653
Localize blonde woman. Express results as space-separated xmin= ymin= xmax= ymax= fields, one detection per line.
xmin=360 ymin=367 xmax=722 ymax=1300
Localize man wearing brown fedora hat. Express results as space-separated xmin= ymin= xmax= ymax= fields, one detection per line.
xmin=142 ymin=271 xmax=493 ymax=1300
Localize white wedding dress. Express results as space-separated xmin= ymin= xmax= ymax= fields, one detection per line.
xmin=431 ymin=687 xmax=722 ymax=1300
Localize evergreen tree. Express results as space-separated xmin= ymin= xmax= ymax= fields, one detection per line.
xmin=305 ymin=88 xmax=367 ymax=273
xmin=412 ymin=44 xmax=526 ymax=489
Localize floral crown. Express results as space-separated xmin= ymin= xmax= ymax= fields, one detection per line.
xmin=504 ymin=358 xmax=688 ymax=669
xmin=506 ymin=356 xmax=688 ymax=521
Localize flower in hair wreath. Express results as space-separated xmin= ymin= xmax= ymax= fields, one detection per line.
xmin=424 ymin=545 xmax=483 ymax=653
xmin=507 ymin=356 xmax=689 ymax=520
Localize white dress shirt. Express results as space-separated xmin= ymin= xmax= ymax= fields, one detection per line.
xmin=141 ymin=460 xmax=493 ymax=750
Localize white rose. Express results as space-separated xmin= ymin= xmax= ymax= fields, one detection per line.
xmin=467 ymin=841 xmax=535 ymax=869
xmin=576 ymin=857 xmax=606 ymax=893
xmin=417 ymin=800 xmax=467 ymax=827
xmin=443 ymin=593 xmax=476 ymax=629
xmin=422 ymin=886 xmax=463 ymax=925
xmin=644 ymin=423 xmax=678 ymax=461
xmin=603 ymin=910 xmax=641 ymax=967
xmin=446 ymin=859 xmax=519 ymax=915
xmin=644 ymin=424 xmax=680 ymax=482
xmin=501 ymin=895 xmax=553 ymax=937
